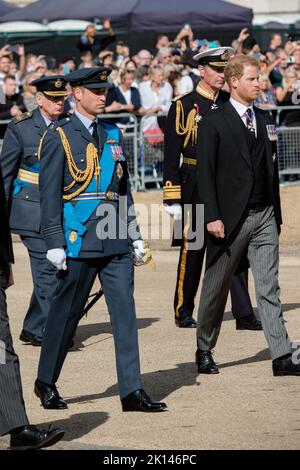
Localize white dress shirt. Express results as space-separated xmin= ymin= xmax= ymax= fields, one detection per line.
xmin=230 ymin=97 xmax=257 ymax=137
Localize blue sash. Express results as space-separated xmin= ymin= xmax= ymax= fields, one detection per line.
xmin=12 ymin=162 xmax=40 ymax=195
xmin=64 ymin=123 xmax=120 ymax=258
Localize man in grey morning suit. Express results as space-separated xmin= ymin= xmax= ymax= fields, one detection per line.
xmin=195 ymin=54 xmax=300 ymax=377
xmin=34 ymin=67 xmax=167 ymax=412
xmin=0 ymin=164 xmax=64 ymax=450
xmin=0 ymin=76 xmax=68 ymax=346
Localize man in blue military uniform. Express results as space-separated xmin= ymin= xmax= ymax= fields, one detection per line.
xmin=0 ymin=75 xmax=68 ymax=346
xmin=34 ymin=67 xmax=167 ymax=412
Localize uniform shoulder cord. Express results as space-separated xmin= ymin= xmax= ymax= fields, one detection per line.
xmin=38 ymin=126 xmax=100 ymax=201
xmin=175 ymin=100 xmax=198 ymax=148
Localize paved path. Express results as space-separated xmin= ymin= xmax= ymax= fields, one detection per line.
xmin=1 ymin=239 xmax=300 ymax=450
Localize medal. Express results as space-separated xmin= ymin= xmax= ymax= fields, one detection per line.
xmin=110 ymin=145 xmax=125 ymax=161
xmin=116 ymin=162 xmax=124 ymax=179
xmin=266 ymin=124 xmax=277 ymax=141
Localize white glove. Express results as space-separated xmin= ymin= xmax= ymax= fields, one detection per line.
xmin=46 ymin=248 xmax=67 ymax=270
xmin=132 ymin=240 xmax=147 ymax=262
xmin=164 ymin=203 xmax=182 ymax=221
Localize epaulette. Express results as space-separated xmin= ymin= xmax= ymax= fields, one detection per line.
xmin=13 ymin=111 xmax=33 ymax=123
xmin=171 ymin=91 xmax=192 ymax=103
xmin=56 ymin=115 xmax=72 ymax=127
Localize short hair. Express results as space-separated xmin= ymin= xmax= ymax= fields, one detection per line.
xmin=3 ymin=74 xmax=16 ymax=82
xmin=224 ymin=55 xmax=258 ymax=88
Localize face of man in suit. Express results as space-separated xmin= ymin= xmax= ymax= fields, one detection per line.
xmin=199 ymin=65 xmax=226 ymax=92
xmin=230 ymin=65 xmax=260 ymax=106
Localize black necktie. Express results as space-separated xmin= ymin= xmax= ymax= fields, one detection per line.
xmin=91 ymin=121 xmax=99 ymax=149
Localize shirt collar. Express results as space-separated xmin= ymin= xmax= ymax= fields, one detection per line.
xmin=40 ymin=112 xmax=53 ymax=128
xmin=75 ymin=110 xmax=96 ymax=132
xmin=230 ymin=97 xmax=254 ymax=118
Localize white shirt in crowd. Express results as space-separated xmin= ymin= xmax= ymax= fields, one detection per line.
xmin=177 ymin=75 xmax=194 ymax=95
xmin=139 ymin=80 xmax=173 ymax=131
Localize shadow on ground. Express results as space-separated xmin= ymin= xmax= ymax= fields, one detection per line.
xmin=223 ymin=303 xmax=300 ymax=322
xmin=73 ymin=317 xmax=160 ymax=349
xmin=39 ymin=412 xmax=109 ymax=442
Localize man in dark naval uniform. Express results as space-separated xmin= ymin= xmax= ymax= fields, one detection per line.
xmin=0 ymin=76 xmax=68 ymax=346
xmin=34 ymin=67 xmax=167 ymax=413
xmin=163 ymin=47 xmax=262 ymax=331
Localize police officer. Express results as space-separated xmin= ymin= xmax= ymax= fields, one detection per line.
xmin=34 ymin=67 xmax=167 ymax=413
xmin=0 ymin=75 xmax=68 ymax=346
xmin=163 ymin=47 xmax=262 ymax=330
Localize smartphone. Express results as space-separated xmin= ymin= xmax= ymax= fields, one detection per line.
xmin=198 ymin=39 xmax=206 ymax=47
xmin=287 ymin=56 xmax=295 ymax=64
xmin=63 ymin=64 xmax=71 ymax=74
xmin=8 ymin=45 xmax=18 ymax=53
xmin=184 ymin=24 xmax=191 ymax=29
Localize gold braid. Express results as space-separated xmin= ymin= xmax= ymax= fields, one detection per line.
xmin=37 ymin=130 xmax=47 ymax=160
xmin=175 ymin=100 xmax=198 ymax=148
xmin=55 ymin=127 xmax=100 ymax=201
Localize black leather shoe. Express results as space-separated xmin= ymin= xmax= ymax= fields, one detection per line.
xmin=273 ymin=355 xmax=300 ymax=376
xmin=34 ymin=379 xmax=68 ymax=409
xmin=10 ymin=425 xmax=64 ymax=450
xmin=19 ymin=329 xmax=42 ymax=346
xmin=175 ymin=316 xmax=197 ymax=328
xmin=236 ymin=314 xmax=262 ymax=331
xmin=195 ymin=349 xmax=219 ymax=374
xmin=121 ymin=389 xmax=167 ymax=412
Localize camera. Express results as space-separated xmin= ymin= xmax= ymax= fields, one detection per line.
xmin=287 ymin=56 xmax=295 ymax=64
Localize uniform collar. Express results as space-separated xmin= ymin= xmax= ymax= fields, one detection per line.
xmin=196 ymin=83 xmax=218 ymax=101
xmin=75 ymin=110 xmax=97 ymax=132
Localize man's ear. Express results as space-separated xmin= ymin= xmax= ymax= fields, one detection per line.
xmin=199 ymin=65 xmax=205 ymax=79
xmin=231 ymin=76 xmax=239 ymax=90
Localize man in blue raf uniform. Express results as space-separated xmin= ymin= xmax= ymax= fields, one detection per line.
xmin=34 ymin=67 xmax=167 ymax=413
xmin=0 ymin=75 xmax=68 ymax=346
xmin=163 ymin=47 xmax=262 ymax=332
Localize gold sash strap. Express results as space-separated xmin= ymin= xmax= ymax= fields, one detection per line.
xmin=55 ymin=127 xmax=100 ymax=201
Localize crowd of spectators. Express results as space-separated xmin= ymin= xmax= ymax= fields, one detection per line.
xmin=2 ymin=22 xmax=300 ymax=139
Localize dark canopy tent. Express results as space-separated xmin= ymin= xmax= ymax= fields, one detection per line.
xmin=0 ymin=0 xmax=252 ymax=31
xmin=0 ymin=0 xmax=18 ymax=17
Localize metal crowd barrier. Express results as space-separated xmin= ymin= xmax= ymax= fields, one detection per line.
xmin=138 ymin=113 xmax=166 ymax=190
xmin=277 ymin=127 xmax=300 ymax=176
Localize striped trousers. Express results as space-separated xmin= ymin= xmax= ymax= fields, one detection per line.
xmin=0 ymin=271 xmax=28 ymax=436
xmin=197 ymin=205 xmax=291 ymax=360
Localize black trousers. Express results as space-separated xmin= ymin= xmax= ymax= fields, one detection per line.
xmin=0 ymin=268 xmax=29 ymax=436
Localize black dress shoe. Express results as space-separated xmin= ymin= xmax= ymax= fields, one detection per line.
xmin=272 ymin=355 xmax=300 ymax=376
xmin=236 ymin=314 xmax=262 ymax=331
xmin=121 ymin=389 xmax=167 ymax=412
xmin=175 ymin=316 xmax=197 ymax=328
xmin=10 ymin=425 xmax=64 ymax=450
xmin=34 ymin=379 xmax=68 ymax=409
xmin=19 ymin=329 xmax=42 ymax=346
xmin=195 ymin=349 xmax=219 ymax=374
